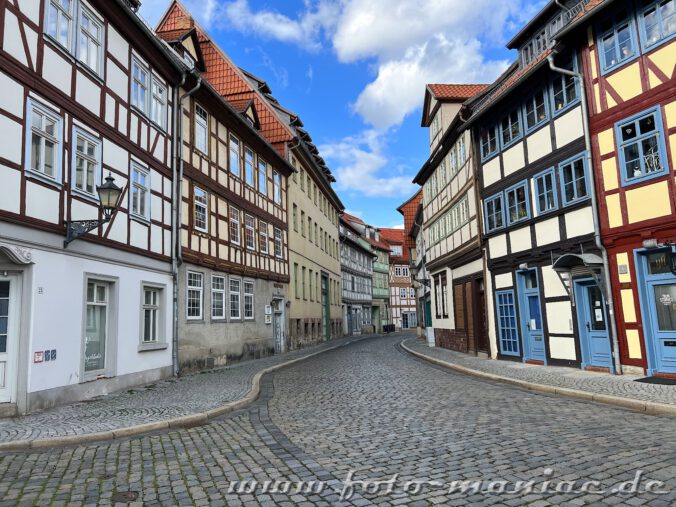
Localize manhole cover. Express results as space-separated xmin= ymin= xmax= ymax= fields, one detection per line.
xmin=111 ymin=491 xmax=139 ymax=503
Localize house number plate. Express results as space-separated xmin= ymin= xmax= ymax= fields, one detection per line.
xmin=665 ymin=341 xmax=676 ymax=347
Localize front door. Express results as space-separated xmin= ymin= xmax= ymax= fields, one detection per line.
xmin=638 ymin=250 xmax=676 ymax=375
xmin=0 ymin=277 xmax=18 ymax=403
xmin=273 ymin=299 xmax=284 ymax=354
xmin=518 ymin=270 xmax=546 ymax=363
xmin=402 ymin=312 xmax=409 ymax=329
xmin=574 ymin=280 xmax=613 ymax=370
xmin=476 ymin=279 xmax=490 ymax=353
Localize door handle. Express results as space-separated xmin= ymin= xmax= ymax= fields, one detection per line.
xmin=586 ymin=322 xmax=591 ymax=332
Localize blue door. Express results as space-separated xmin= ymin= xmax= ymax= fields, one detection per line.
xmin=637 ymin=250 xmax=676 ymax=375
xmin=574 ymin=280 xmax=613 ymax=370
xmin=518 ymin=270 xmax=546 ymax=363
xmin=496 ymin=290 xmax=520 ymax=356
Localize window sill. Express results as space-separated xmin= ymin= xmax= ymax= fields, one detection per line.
xmin=551 ymin=98 xmax=581 ymax=118
xmin=26 ymin=171 xmax=63 ymax=191
xmin=620 ymin=169 xmax=669 ymax=189
xmin=138 ymin=342 xmax=168 ymax=353
xmin=130 ymin=214 xmax=151 ymax=226
xmin=71 ymin=188 xmax=100 ymax=205
xmin=75 ymin=60 xmax=104 ymax=86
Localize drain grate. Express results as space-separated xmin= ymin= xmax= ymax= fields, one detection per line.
xmin=111 ymin=491 xmax=139 ymax=503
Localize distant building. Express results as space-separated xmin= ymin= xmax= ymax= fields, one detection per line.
xmin=340 ymin=216 xmax=375 ymax=335
xmin=381 ymin=228 xmax=417 ymax=330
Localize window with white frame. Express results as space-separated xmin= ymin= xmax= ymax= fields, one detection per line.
xmin=132 ymin=59 xmax=149 ymax=115
xmin=130 ymin=164 xmax=150 ymax=220
xmin=244 ymin=281 xmax=254 ymax=320
xmin=230 ymin=279 xmax=241 ymax=319
xmin=400 ymin=288 xmax=407 ymax=299
xmin=273 ymin=172 xmax=281 ymax=204
xmin=151 ymin=77 xmax=167 ymax=130
xmin=211 ymin=275 xmax=225 ymax=319
xmin=195 ymin=104 xmax=208 ymax=154
xmin=257 ymin=160 xmax=267 ymax=194
xmin=395 ymin=267 xmax=402 ymax=277
xmin=77 ymin=5 xmax=103 ymax=74
xmin=229 ymin=135 xmax=241 ymax=177
xmin=391 ymin=245 xmax=403 ymax=256
xmin=410 ymin=288 xmax=415 ymax=298
xmin=28 ymin=100 xmax=61 ymax=181
xmin=194 ymin=187 xmax=208 ymax=232
xmin=245 ymin=148 xmax=255 ymax=186
xmin=72 ymin=129 xmax=100 ymax=196
xmin=47 ymin=0 xmax=73 ymax=48
xmin=259 ymin=221 xmax=268 ymax=254
xmin=142 ymin=286 xmax=161 ymax=343
xmin=229 ymin=206 xmax=240 ymax=245
xmin=274 ymin=228 xmax=283 ymax=258
xmin=187 ymin=272 xmax=203 ymax=320
xmin=616 ymin=108 xmax=668 ymax=185
xmin=245 ymin=214 xmax=256 ymax=250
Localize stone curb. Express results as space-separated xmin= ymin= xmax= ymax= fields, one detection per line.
xmin=0 ymin=334 xmax=386 ymax=452
xmin=400 ymin=340 xmax=676 ymax=417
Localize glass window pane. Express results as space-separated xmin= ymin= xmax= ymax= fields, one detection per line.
xmin=653 ymin=284 xmax=676 ymax=331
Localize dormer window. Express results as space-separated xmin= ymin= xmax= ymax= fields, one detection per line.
xmin=520 ymin=28 xmax=547 ymax=67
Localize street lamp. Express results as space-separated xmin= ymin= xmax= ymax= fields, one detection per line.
xmin=64 ymin=173 xmax=122 ymax=248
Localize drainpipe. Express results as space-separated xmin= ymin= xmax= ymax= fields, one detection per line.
xmin=547 ymin=52 xmax=622 ymax=375
xmin=172 ymin=73 xmax=202 ymax=377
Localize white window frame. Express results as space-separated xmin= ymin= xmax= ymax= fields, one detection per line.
xmin=229 ymin=135 xmax=241 ymax=177
xmin=139 ymin=283 xmax=167 ymax=351
xmin=259 ymin=221 xmax=269 ymax=254
xmin=274 ymin=227 xmax=283 ymax=258
xmin=211 ymin=275 xmax=226 ymax=320
xmin=245 ymin=214 xmax=256 ymax=250
xmin=230 ymin=278 xmax=241 ymax=320
xmin=151 ymin=75 xmax=168 ymax=131
xmin=131 ymin=58 xmax=150 ymax=116
xmin=26 ymin=98 xmax=63 ymax=184
xmin=194 ymin=187 xmax=209 ymax=233
xmin=46 ymin=0 xmax=74 ymax=49
xmin=77 ymin=3 xmax=104 ymax=76
xmin=244 ymin=148 xmax=255 ymax=187
xmin=130 ymin=163 xmax=150 ymax=221
xmin=229 ymin=206 xmax=241 ymax=245
xmin=71 ymin=126 xmax=101 ymax=199
xmin=195 ymin=103 xmax=208 ymax=154
xmin=243 ymin=280 xmax=254 ymax=320
xmin=273 ymin=171 xmax=282 ymax=204
xmin=257 ymin=159 xmax=267 ymax=194
xmin=186 ymin=271 xmax=203 ymax=320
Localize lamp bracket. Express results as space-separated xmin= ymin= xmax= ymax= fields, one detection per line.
xmin=64 ymin=219 xmax=109 ymax=248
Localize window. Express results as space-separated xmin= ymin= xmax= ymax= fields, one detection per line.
xmin=141 ymin=287 xmax=160 ymax=343
xmin=151 ymin=77 xmax=167 ymax=130
xmin=641 ymin=0 xmax=676 ymax=48
xmin=274 ymin=227 xmax=283 ymax=258
xmin=84 ymin=281 xmax=109 ymax=373
xmin=47 ymin=0 xmax=73 ymax=48
xmin=229 ymin=206 xmax=240 ymax=245
xmin=309 ymin=269 xmax=314 ymax=301
xmin=558 ymin=154 xmax=589 ymax=206
xmin=496 ymin=290 xmax=520 ymax=356
xmin=294 ymin=263 xmax=299 ymax=298
xmin=616 ymin=108 xmax=668 ymax=185
xmin=484 ymin=194 xmax=505 ymax=233
xmin=77 ymin=5 xmax=103 ymax=74
xmin=308 ymin=217 xmax=313 ymax=243
xmin=244 ymin=280 xmax=254 ymax=320
xmin=506 ymin=182 xmax=530 ymax=225
xmin=229 ymin=135 xmax=241 ymax=177
xmin=302 ymin=267 xmax=307 ymax=299
xmin=28 ymin=100 xmax=61 ymax=181
xmin=598 ymin=7 xmax=637 ymax=73
xmin=195 ymin=104 xmax=208 ymax=154
xmin=410 ymin=288 xmax=416 ymax=298
xmin=273 ymin=172 xmax=282 ymax=204
xmin=534 ymin=168 xmax=558 ymax=215
xmin=257 ymin=160 xmax=267 ymax=194
xmin=551 ymin=54 xmax=579 ymax=113
xmin=230 ymin=279 xmax=241 ymax=319
xmin=314 ymin=223 xmax=318 ymax=245
xmin=259 ymin=221 xmax=268 ymax=253
xmin=480 ymin=124 xmax=498 ymax=160
xmin=244 ymin=148 xmax=254 ymax=186
xmin=130 ymin=164 xmax=150 ymax=220
xmin=391 ymin=245 xmax=403 ymax=256
xmin=245 ymin=214 xmax=256 ymax=250
xmin=72 ymin=129 xmax=100 ymax=197
xmin=500 ymin=108 xmax=521 ymax=147
xmin=132 ymin=59 xmax=149 ymax=115
xmin=400 ymin=288 xmax=407 ymax=299
xmin=194 ymin=187 xmax=208 ymax=232
xmin=211 ymin=276 xmax=226 ymax=319
xmin=395 ymin=266 xmax=402 ymax=277
xmin=524 ymin=88 xmax=548 ymax=132
xmin=293 ymin=204 xmax=298 ymax=232
xmin=301 ymin=211 xmax=306 ymax=237
xmin=187 ymin=272 xmax=203 ymax=320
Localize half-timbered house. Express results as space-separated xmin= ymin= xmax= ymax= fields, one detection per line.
xmin=414 ymin=85 xmax=490 ymax=356
xmin=0 ymin=0 xmax=184 ymax=413
xmin=156 ymin=8 xmax=293 ymax=371
xmin=380 ymin=228 xmax=418 ymax=330
xmin=468 ymin=0 xmax=620 ymax=372
xmin=558 ymin=0 xmax=676 ymax=376
xmin=340 ymin=216 xmax=375 ymax=335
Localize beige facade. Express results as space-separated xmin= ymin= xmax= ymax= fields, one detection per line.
xmin=287 ymin=153 xmax=343 ymax=348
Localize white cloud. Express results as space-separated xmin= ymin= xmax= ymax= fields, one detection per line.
xmin=140 ymin=0 xmax=218 ymax=27
xmin=320 ymin=129 xmax=417 ymax=199
xmin=344 ymin=209 xmax=364 ymax=218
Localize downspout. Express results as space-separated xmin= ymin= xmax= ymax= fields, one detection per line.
xmin=547 ymin=51 xmax=622 ymax=375
xmin=171 ymin=72 xmax=187 ymax=378
xmin=172 ymin=73 xmax=202 ymax=377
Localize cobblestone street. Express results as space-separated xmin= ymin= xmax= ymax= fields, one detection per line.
xmin=1 ymin=334 xmax=675 ymax=506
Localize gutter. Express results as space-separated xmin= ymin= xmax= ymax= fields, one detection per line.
xmin=172 ymin=74 xmax=202 ymax=377
xmin=547 ymin=51 xmax=622 ymax=375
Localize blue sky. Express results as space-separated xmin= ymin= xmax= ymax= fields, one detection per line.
xmin=141 ymin=0 xmax=546 ymax=228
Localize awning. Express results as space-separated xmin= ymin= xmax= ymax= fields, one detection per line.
xmin=552 ymin=253 xmax=603 ymax=271
xmin=552 ymin=253 xmax=606 ymax=306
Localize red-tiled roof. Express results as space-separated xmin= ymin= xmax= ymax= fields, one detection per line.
xmin=342 ymin=213 xmax=365 ymax=225
xmin=155 ymin=28 xmax=191 ymax=43
xmin=366 ymin=236 xmax=391 ymax=252
xmin=428 ymin=84 xmax=489 ymax=101
xmin=397 ymin=190 xmax=422 ymax=252
xmin=379 ymin=228 xmax=408 ymax=263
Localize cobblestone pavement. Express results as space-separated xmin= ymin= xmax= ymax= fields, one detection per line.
xmin=404 ymin=338 xmax=676 ymax=405
xmin=0 ymin=334 xmax=369 ymax=442
xmin=1 ymin=334 xmax=675 ymax=506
